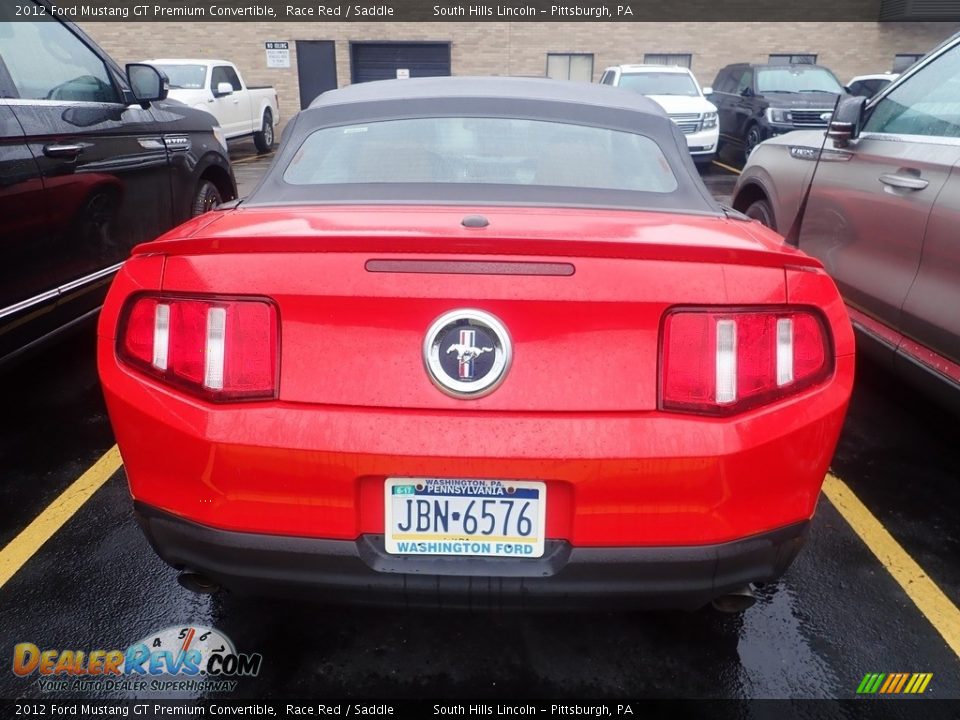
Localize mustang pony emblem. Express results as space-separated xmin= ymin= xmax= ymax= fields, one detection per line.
xmin=446 ymin=329 xmax=493 ymax=379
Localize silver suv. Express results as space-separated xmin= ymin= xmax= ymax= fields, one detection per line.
xmin=732 ymin=35 xmax=960 ymax=410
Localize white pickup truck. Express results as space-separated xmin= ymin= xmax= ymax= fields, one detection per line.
xmin=144 ymin=59 xmax=280 ymax=153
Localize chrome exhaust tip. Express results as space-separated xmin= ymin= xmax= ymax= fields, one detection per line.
xmin=177 ymin=572 xmax=220 ymax=595
xmin=710 ymin=585 xmax=757 ymax=613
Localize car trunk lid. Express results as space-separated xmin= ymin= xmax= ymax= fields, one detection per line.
xmin=153 ymin=206 xmax=801 ymax=411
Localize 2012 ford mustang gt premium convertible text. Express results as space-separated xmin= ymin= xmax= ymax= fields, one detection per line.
xmin=98 ymin=77 xmax=854 ymax=611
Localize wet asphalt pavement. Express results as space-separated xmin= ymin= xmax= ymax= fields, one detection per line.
xmin=0 ymin=146 xmax=957 ymax=703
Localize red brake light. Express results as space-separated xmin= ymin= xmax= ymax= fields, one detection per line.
xmin=118 ymin=295 xmax=278 ymax=402
xmin=660 ymin=308 xmax=832 ymax=415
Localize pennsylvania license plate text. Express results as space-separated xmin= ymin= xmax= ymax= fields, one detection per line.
xmin=384 ymin=478 xmax=546 ymax=558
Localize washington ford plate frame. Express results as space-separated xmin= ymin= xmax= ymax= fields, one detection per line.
xmin=384 ymin=478 xmax=547 ymax=558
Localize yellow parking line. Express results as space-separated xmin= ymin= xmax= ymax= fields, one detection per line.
xmin=823 ymin=473 xmax=960 ymax=659
xmin=711 ymin=159 xmax=743 ymax=175
xmin=0 ymin=445 xmax=122 ymax=589
xmin=231 ymin=154 xmax=272 ymax=165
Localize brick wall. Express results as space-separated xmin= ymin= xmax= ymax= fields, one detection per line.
xmin=84 ymin=21 xmax=959 ymax=125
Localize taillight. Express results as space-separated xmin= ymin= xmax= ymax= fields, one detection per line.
xmin=660 ymin=308 xmax=832 ymax=415
xmin=118 ymin=295 xmax=278 ymax=402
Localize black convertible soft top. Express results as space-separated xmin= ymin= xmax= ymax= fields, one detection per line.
xmin=244 ymin=76 xmax=721 ymax=215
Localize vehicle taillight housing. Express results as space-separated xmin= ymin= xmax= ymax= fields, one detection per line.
xmin=117 ymin=294 xmax=278 ymax=402
xmin=660 ymin=307 xmax=832 ymax=415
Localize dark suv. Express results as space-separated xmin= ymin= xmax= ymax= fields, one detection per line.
xmin=708 ymin=63 xmax=848 ymax=158
xmin=0 ymin=3 xmax=237 ymax=366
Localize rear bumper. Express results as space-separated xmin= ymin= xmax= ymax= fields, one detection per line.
xmin=101 ymin=347 xmax=852 ymax=547
xmin=136 ymin=502 xmax=809 ymax=610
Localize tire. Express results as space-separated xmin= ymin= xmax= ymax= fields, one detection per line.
xmin=745 ymin=197 xmax=776 ymax=231
xmin=743 ymin=125 xmax=764 ymax=160
xmin=253 ymin=110 xmax=274 ymax=154
xmin=191 ymin=179 xmax=222 ymax=217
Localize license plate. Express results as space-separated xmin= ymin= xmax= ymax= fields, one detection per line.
xmin=384 ymin=478 xmax=546 ymax=558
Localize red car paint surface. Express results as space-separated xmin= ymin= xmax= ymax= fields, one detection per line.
xmin=98 ymin=205 xmax=854 ymax=548
xmin=96 ymin=78 xmax=855 ymax=607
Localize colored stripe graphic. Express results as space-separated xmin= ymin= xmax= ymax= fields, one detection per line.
xmin=857 ymin=673 xmax=933 ymax=694
xmin=893 ymin=673 xmax=909 ymax=693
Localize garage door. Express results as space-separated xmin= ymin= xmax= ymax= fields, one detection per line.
xmin=350 ymin=42 xmax=451 ymax=84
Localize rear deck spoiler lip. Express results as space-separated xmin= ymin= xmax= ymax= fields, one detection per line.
xmin=133 ymin=205 xmax=822 ymax=271
xmin=131 ymin=234 xmax=822 ymax=271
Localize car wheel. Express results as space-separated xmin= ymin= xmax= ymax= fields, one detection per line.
xmin=254 ymin=111 xmax=274 ymax=154
xmin=191 ymin=179 xmax=222 ymax=217
xmin=745 ymin=198 xmax=776 ymax=230
xmin=744 ymin=125 xmax=763 ymax=160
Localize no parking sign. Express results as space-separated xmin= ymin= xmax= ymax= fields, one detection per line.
xmin=265 ymin=41 xmax=290 ymax=68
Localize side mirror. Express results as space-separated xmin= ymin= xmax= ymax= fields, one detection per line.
xmin=740 ymin=86 xmax=754 ymax=98
xmin=126 ymin=63 xmax=167 ymax=108
xmin=214 ymin=82 xmax=234 ymax=97
xmin=827 ymin=95 xmax=868 ymax=148
xmin=702 ymin=86 xmax=713 ymax=96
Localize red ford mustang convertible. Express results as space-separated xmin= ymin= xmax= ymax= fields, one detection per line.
xmin=98 ymin=77 xmax=854 ymax=611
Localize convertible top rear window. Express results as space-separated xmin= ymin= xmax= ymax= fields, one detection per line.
xmin=243 ymin=78 xmax=721 ymax=214
xmin=283 ymin=117 xmax=678 ymax=194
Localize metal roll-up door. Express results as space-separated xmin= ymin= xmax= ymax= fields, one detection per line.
xmin=350 ymin=42 xmax=451 ymax=84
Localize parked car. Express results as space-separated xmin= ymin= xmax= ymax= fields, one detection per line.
xmin=846 ymin=73 xmax=898 ymax=98
xmin=599 ymin=64 xmax=718 ymax=165
xmin=99 ymin=77 xmax=853 ymax=612
xmin=144 ymin=59 xmax=280 ymax=153
xmin=732 ymin=33 xmax=960 ymax=411
xmin=708 ymin=63 xmax=848 ymax=158
xmin=0 ymin=2 xmax=237 ymax=368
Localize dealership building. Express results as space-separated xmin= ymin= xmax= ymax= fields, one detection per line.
xmin=84 ymin=20 xmax=960 ymax=120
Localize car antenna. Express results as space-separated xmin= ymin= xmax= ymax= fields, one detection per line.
xmin=782 ymin=94 xmax=842 ymax=247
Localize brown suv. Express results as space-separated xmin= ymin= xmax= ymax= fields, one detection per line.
xmin=732 ymin=35 xmax=960 ymax=410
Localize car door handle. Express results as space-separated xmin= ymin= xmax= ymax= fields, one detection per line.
xmin=879 ymin=172 xmax=929 ymax=191
xmin=42 ymin=144 xmax=83 ymax=160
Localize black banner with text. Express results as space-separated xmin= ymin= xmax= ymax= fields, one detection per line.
xmin=4 ymin=0 xmax=960 ymax=22
xmin=4 ymin=699 xmax=960 ymax=720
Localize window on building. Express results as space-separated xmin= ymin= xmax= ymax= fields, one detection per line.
xmin=768 ymin=54 xmax=817 ymax=65
xmin=643 ymin=53 xmax=693 ymax=68
xmin=546 ymin=54 xmax=594 ymax=83
xmin=880 ymin=0 xmax=960 ymax=20
xmin=893 ymin=53 xmax=925 ymax=73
